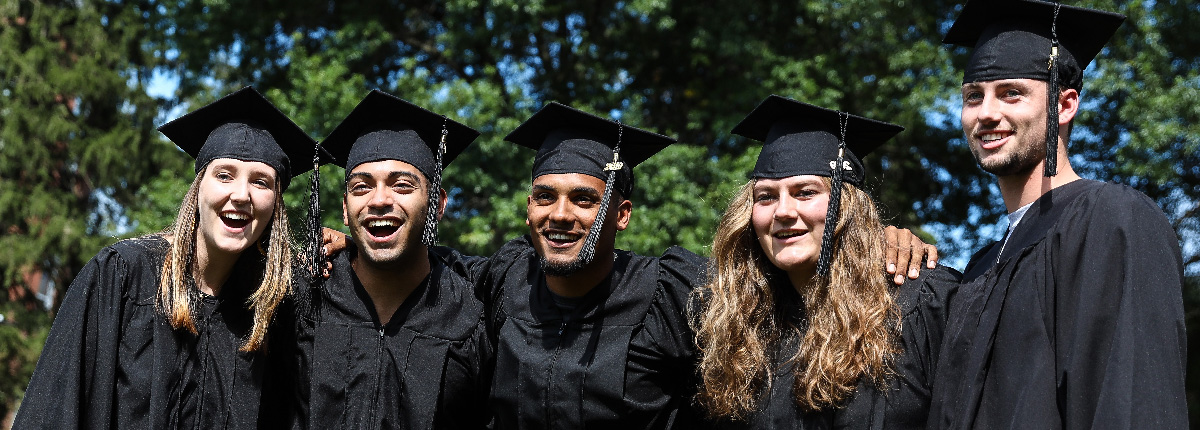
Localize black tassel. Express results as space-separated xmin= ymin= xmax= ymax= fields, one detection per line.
xmin=817 ymin=113 xmax=849 ymax=277
xmin=422 ymin=117 xmax=448 ymax=248
xmin=817 ymin=157 xmax=844 ymax=278
xmin=1044 ymin=3 xmax=1062 ymax=177
xmin=578 ymin=122 xmax=624 ymax=267
xmin=301 ymin=144 xmax=325 ymax=321
xmin=578 ymin=169 xmax=616 ymax=266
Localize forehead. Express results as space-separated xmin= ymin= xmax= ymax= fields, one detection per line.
xmin=754 ymin=175 xmax=826 ymax=189
xmin=348 ymin=159 xmax=424 ymax=181
xmin=206 ymin=158 xmax=277 ymax=176
xmin=962 ymin=78 xmax=1046 ymax=91
xmin=531 ymin=172 xmax=606 ymax=191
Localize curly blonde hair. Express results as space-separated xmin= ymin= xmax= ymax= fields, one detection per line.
xmin=692 ymin=178 xmax=900 ymax=420
xmin=159 ymin=167 xmax=292 ymax=353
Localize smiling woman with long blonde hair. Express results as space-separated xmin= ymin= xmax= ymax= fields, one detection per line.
xmin=692 ymin=96 xmax=960 ymax=429
xmin=14 ymin=87 xmax=317 ymax=429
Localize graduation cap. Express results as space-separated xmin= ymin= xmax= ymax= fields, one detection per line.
xmin=504 ymin=102 xmax=676 ymax=265
xmin=733 ymin=95 xmax=904 ymax=277
xmin=158 ymin=86 xmax=320 ymax=191
xmin=944 ymin=0 xmax=1125 ymax=176
xmin=321 ymin=90 xmax=480 ymax=247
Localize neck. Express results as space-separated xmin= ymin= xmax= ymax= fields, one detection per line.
xmin=787 ymin=267 xmax=817 ymax=297
xmin=544 ymin=251 xmax=616 ymax=298
xmin=352 ymin=245 xmax=430 ymax=325
xmin=194 ymin=237 xmax=239 ymax=297
xmin=997 ymin=145 xmax=1081 ymax=213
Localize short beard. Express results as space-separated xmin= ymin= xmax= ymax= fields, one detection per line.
xmin=539 ymin=253 xmax=590 ymax=277
xmin=974 ymin=137 xmax=1046 ymax=177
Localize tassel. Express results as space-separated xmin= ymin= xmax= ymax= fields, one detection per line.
xmin=302 ymin=142 xmax=325 ymax=321
xmin=578 ymin=122 xmax=624 ymax=266
xmin=1044 ymin=3 xmax=1062 ymax=177
xmin=422 ymin=117 xmax=448 ymax=248
xmin=817 ymin=113 xmax=849 ymax=277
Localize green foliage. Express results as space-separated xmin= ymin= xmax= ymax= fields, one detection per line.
xmin=0 ymin=0 xmax=176 ymax=419
xmin=4 ymin=0 xmax=1200 ymax=422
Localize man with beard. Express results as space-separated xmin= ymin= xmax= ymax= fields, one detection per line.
xmin=927 ymin=1 xmax=1187 ymax=428
xmin=468 ymin=102 xmax=707 ymax=429
xmin=283 ymin=90 xmax=490 ymax=429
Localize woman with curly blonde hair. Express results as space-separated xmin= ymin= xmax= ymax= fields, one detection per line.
xmin=15 ymin=87 xmax=319 ymax=429
xmin=693 ymin=95 xmax=960 ymax=429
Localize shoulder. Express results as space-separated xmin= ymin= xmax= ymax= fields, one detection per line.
xmin=894 ymin=265 xmax=962 ymax=319
xmin=656 ymin=246 xmax=708 ymax=287
xmin=105 ymin=235 xmax=169 ymax=265
xmin=1060 ymin=181 xmax=1175 ymax=239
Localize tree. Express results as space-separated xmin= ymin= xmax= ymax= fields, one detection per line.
xmin=0 ymin=0 xmax=180 ymax=422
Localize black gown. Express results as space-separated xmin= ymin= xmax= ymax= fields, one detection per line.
xmin=14 ymin=235 xmax=269 ymax=429
xmin=281 ymin=246 xmax=490 ymax=430
xmin=475 ymin=236 xmax=707 ymax=430
xmin=928 ymin=179 xmax=1188 ymax=429
xmin=710 ymin=267 xmax=960 ymax=430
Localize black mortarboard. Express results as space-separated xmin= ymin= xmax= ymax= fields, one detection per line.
xmin=505 ymin=102 xmax=675 ymax=199
xmin=158 ymin=86 xmax=318 ymax=191
xmin=944 ymin=0 xmax=1124 ymax=176
xmin=321 ymin=90 xmax=480 ymax=246
xmin=733 ymin=95 xmax=903 ymax=186
xmin=505 ymin=102 xmax=676 ymax=265
xmin=733 ymin=95 xmax=903 ymax=277
xmin=322 ymin=90 xmax=479 ymax=179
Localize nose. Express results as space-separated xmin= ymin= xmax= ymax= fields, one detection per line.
xmin=230 ymin=178 xmax=250 ymax=204
xmin=367 ymin=187 xmax=393 ymax=209
xmin=774 ymin=194 xmax=800 ymax=222
xmin=548 ymin=197 xmax=572 ymax=225
xmin=975 ymin=93 xmax=1002 ymax=125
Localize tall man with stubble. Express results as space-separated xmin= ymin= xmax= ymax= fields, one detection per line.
xmin=928 ymin=1 xmax=1187 ymax=429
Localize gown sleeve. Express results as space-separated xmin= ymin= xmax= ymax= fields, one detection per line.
xmin=1049 ymin=185 xmax=1187 ymax=429
xmin=13 ymin=246 xmax=133 ymax=429
xmin=884 ymin=265 xmax=961 ymax=428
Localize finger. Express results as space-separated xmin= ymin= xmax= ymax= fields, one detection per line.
xmin=884 ymin=226 xmax=900 ymax=274
xmin=926 ymin=244 xmax=939 ymax=269
xmin=894 ymin=237 xmax=914 ymax=282
xmin=907 ymin=235 xmax=925 ymax=279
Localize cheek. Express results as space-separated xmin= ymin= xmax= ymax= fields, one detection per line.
xmin=251 ymin=189 xmax=277 ymax=222
xmin=750 ymin=205 xmax=774 ymax=237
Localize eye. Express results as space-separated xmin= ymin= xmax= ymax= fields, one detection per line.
xmin=794 ymin=189 xmax=819 ymax=199
xmin=532 ymin=192 xmax=554 ymax=204
xmin=215 ymin=171 xmax=234 ymax=181
xmin=963 ymin=91 xmax=983 ymax=103
xmin=392 ymin=181 xmax=417 ymax=193
xmin=348 ymin=182 xmax=371 ymax=194
xmin=1002 ymin=88 xmax=1021 ymax=99
xmin=754 ymin=192 xmax=776 ymax=203
xmin=572 ymin=195 xmax=596 ymax=206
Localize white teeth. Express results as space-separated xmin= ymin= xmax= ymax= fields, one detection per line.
xmin=981 ymin=133 xmax=1005 ymax=141
xmin=223 ymin=212 xmax=249 ymax=220
xmin=367 ymin=219 xmax=399 ymax=228
xmin=547 ymin=233 xmax=579 ymax=241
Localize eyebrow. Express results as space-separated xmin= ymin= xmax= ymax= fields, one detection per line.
xmin=531 ymin=184 xmax=602 ymax=195
xmin=348 ymin=170 xmax=424 ymax=184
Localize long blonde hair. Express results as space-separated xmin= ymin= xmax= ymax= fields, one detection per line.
xmin=693 ymin=178 xmax=900 ymax=419
xmin=158 ymin=167 xmax=292 ymax=353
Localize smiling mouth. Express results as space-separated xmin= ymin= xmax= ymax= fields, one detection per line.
xmin=365 ymin=219 xmax=400 ymax=239
xmin=773 ymin=230 xmax=806 ymax=239
xmin=221 ymin=211 xmax=251 ymax=229
xmin=544 ymin=231 xmax=583 ymax=247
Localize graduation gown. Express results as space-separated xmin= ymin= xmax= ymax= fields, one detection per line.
xmin=478 ymin=236 xmax=707 ymax=430
xmin=284 ymin=247 xmax=490 ymax=430
xmin=711 ymin=267 xmax=960 ymax=430
xmin=928 ymin=180 xmax=1188 ymax=429
xmin=14 ymin=235 xmax=269 ymax=429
